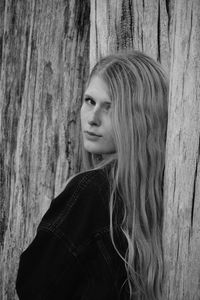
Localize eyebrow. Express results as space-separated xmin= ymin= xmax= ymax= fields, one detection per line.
xmin=84 ymin=94 xmax=111 ymax=104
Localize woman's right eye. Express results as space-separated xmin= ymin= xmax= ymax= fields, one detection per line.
xmin=84 ymin=97 xmax=95 ymax=106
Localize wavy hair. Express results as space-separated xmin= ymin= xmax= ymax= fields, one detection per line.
xmin=82 ymin=51 xmax=168 ymax=300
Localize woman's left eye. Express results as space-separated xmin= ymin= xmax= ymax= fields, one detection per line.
xmin=104 ymin=103 xmax=111 ymax=111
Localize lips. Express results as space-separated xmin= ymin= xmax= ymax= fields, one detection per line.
xmin=84 ymin=131 xmax=102 ymax=141
xmin=85 ymin=131 xmax=102 ymax=137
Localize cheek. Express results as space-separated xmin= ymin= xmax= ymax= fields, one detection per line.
xmin=105 ymin=118 xmax=115 ymax=141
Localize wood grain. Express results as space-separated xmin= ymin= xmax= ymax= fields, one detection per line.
xmin=90 ymin=0 xmax=172 ymax=72
xmin=0 ymin=0 xmax=89 ymax=299
xmin=163 ymin=0 xmax=200 ymax=299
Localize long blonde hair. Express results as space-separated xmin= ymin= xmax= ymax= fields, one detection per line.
xmin=82 ymin=51 xmax=168 ymax=299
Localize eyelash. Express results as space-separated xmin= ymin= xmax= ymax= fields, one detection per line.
xmin=84 ymin=97 xmax=95 ymax=105
xmin=84 ymin=97 xmax=111 ymax=111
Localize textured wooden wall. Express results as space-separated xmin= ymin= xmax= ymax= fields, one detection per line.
xmin=0 ymin=0 xmax=89 ymax=299
xmin=90 ymin=0 xmax=173 ymax=72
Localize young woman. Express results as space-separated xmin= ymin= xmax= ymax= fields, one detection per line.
xmin=16 ymin=51 xmax=168 ymax=300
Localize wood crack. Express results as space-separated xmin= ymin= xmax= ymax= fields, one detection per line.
xmin=190 ymin=135 xmax=200 ymax=229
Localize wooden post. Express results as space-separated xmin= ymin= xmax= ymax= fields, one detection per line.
xmin=163 ymin=0 xmax=200 ymax=299
xmin=0 ymin=0 xmax=89 ymax=299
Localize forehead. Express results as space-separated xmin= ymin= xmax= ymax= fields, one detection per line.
xmin=85 ymin=76 xmax=110 ymax=101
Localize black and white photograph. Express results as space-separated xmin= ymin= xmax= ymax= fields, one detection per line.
xmin=0 ymin=0 xmax=199 ymax=299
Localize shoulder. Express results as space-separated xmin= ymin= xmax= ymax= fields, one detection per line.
xmin=38 ymin=167 xmax=111 ymax=247
xmin=66 ymin=166 xmax=110 ymax=197
xmin=58 ymin=166 xmax=111 ymax=211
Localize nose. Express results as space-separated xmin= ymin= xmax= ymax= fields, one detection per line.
xmin=88 ymin=107 xmax=101 ymax=127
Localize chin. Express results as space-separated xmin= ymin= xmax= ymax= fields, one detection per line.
xmin=83 ymin=145 xmax=107 ymax=155
xmin=83 ymin=140 xmax=116 ymax=155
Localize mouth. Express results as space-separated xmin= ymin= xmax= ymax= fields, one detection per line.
xmin=84 ymin=131 xmax=102 ymax=137
xmin=84 ymin=131 xmax=102 ymax=141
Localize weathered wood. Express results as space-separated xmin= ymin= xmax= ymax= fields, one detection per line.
xmin=0 ymin=0 xmax=89 ymax=299
xmin=90 ymin=0 xmax=172 ymax=72
xmin=163 ymin=0 xmax=200 ymax=299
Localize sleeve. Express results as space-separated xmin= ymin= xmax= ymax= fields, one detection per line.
xmin=16 ymin=171 xmax=110 ymax=300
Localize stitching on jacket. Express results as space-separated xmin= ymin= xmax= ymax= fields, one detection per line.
xmin=38 ymin=168 xmax=122 ymax=256
xmin=95 ymin=232 xmax=122 ymax=294
xmin=50 ymin=171 xmax=104 ymax=229
xmin=38 ymin=225 xmax=79 ymax=257
xmin=39 ymin=221 xmax=121 ymax=257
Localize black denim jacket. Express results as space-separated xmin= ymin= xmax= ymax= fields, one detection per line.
xmin=16 ymin=167 xmax=128 ymax=299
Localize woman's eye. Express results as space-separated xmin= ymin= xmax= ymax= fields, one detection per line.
xmin=84 ymin=97 xmax=95 ymax=106
xmin=104 ymin=103 xmax=111 ymax=111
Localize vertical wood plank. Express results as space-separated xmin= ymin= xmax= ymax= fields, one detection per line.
xmin=163 ymin=0 xmax=200 ymax=299
xmin=0 ymin=0 xmax=90 ymax=298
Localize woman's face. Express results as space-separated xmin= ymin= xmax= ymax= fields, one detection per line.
xmin=80 ymin=76 xmax=116 ymax=155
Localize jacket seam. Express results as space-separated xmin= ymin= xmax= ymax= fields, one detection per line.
xmin=48 ymin=171 xmax=107 ymax=231
xmin=38 ymin=223 xmax=121 ymax=257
